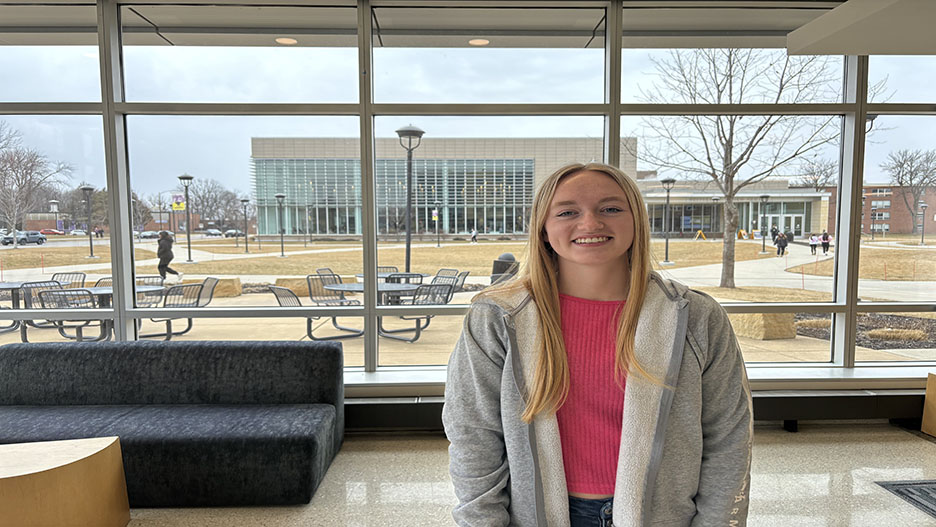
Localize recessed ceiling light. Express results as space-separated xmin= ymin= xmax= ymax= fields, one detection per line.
xmin=468 ymin=39 xmax=490 ymax=46
xmin=275 ymin=37 xmax=298 ymax=45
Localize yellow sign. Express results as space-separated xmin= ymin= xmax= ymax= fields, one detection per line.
xmin=693 ymin=229 xmax=707 ymax=241
xmin=172 ymin=202 xmax=186 ymax=211
xmin=738 ymin=229 xmax=748 ymax=239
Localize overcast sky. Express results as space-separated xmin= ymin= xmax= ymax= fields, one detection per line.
xmin=0 ymin=46 xmax=932 ymax=199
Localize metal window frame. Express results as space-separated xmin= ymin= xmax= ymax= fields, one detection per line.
xmin=0 ymin=0 xmax=932 ymax=384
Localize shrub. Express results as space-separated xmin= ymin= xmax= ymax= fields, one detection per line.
xmin=866 ymin=328 xmax=927 ymax=341
xmin=795 ymin=319 xmax=831 ymax=329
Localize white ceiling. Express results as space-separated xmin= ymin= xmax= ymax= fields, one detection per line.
xmin=788 ymin=0 xmax=936 ymax=55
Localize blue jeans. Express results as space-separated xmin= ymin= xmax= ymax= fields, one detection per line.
xmin=569 ymin=496 xmax=614 ymax=527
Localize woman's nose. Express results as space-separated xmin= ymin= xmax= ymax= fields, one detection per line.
xmin=579 ymin=211 xmax=604 ymax=229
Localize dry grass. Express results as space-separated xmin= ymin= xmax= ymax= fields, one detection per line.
xmin=0 ymin=245 xmax=154 ymax=270
xmin=866 ymin=328 xmax=927 ymax=341
xmin=650 ymin=240 xmax=775 ymax=270
xmin=787 ymin=246 xmax=936 ymax=280
xmin=695 ymin=286 xmax=833 ymax=303
xmin=141 ymin=241 xmax=526 ymax=277
xmin=133 ymin=239 xmax=774 ymax=278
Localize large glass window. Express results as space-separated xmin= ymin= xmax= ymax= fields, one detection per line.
xmin=121 ymin=5 xmax=359 ymax=103
xmin=0 ymin=5 xmax=101 ymax=102
xmin=373 ymin=7 xmax=605 ymax=103
xmin=372 ymin=115 xmax=604 ymax=365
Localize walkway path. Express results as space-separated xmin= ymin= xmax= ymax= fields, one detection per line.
xmin=659 ymin=241 xmax=933 ymax=303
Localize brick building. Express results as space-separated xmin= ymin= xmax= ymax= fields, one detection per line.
xmin=826 ymin=185 xmax=935 ymax=236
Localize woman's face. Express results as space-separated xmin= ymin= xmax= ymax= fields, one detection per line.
xmin=543 ymin=170 xmax=635 ymax=275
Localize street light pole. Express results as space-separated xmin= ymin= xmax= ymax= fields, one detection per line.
xmin=920 ymin=201 xmax=928 ymax=246
xmin=241 ymin=198 xmax=250 ymax=254
xmin=396 ymin=125 xmax=425 ymax=273
xmin=49 ymin=199 xmax=59 ymax=232
xmin=178 ymin=173 xmax=194 ymax=263
xmin=434 ymin=200 xmax=441 ymax=248
xmin=275 ymin=193 xmax=286 ymax=257
xmin=660 ymin=178 xmax=676 ymax=265
xmin=759 ymin=195 xmax=769 ymax=254
xmin=79 ymin=185 xmax=96 ymax=257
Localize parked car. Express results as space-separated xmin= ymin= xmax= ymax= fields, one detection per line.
xmin=140 ymin=230 xmax=160 ymax=239
xmin=204 ymin=228 xmax=223 ymax=237
xmin=224 ymin=229 xmax=245 ymax=238
xmin=69 ymin=229 xmax=87 ymax=236
xmin=1 ymin=231 xmax=46 ymax=245
xmin=39 ymin=228 xmax=64 ymax=235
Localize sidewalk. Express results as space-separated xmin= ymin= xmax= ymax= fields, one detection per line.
xmin=658 ymin=241 xmax=933 ymax=303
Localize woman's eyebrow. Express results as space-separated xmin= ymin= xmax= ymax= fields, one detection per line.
xmin=551 ymin=196 xmax=626 ymax=208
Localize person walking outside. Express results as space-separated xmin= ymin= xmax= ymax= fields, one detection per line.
xmin=470 ymin=228 xmax=478 ymax=244
xmin=443 ymin=162 xmax=752 ymax=527
xmin=809 ymin=233 xmax=819 ymax=255
xmin=770 ymin=224 xmax=779 ymax=244
xmin=821 ymin=231 xmax=832 ymax=255
xmin=157 ymin=231 xmax=182 ymax=283
xmin=776 ymin=231 xmax=789 ymax=256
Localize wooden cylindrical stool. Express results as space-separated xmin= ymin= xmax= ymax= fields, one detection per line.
xmin=0 ymin=436 xmax=130 ymax=527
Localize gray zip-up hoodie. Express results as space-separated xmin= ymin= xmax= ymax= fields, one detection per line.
xmin=442 ymin=273 xmax=752 ymax=526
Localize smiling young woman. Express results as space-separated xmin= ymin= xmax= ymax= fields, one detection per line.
xmin=443 ymin=162 xmax=753 ymax=527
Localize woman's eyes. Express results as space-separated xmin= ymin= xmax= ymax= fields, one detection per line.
xmin=556 ymin=207 xmax=624 ymax=217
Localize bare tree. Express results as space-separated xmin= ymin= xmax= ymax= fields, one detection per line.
xmin=216 ymin=189 xmax=243 ymax=230
xmin=629 ymin=49 xmax=844 ymax=288
xmin=881 ymin=149 xmax=936 ymax=234
xmin=177 ymin=177 xmax=227 ymax=228
xmin=0 ymin=125 xmax=71 ymax=247
xmin=146 ymin=191 xmax=173 ymax=232
xmin=797 ymin=157 xmax=838 ymax=192
xmin=130 ymin=191 xmax=154 ymax=231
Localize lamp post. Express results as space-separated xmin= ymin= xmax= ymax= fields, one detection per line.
xmin=396 ymin=125 xmax=425 ymax=272
xmin=275 ymin=193 xmax=286 ymax=257
xmin=660 ymin=178 xmax=676 ymax=265
xmin=177 ymin=173 xmax=194 ymax=263
xmin=710 ymin=196 xmax=718 ymax=234
xmin=870 ymin=207 xmax=877 ymax=241
xmin=49 ymin=199 xmax=59 ymax=231
xmin=759 ymin=195 xmax=769 ymax=254
xmin=241 ymin=198 xmax=250 ymax=253
xmin=434 ymin=200 xmax=441 ymax=248
xmin=79 ymin=185 xmax=96 ymax=258
xmin=920 ymin=201 xmax=928 ymax=246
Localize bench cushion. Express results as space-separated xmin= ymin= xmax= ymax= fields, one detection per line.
xmin=0 ymin=404 xmax=336 ymax=506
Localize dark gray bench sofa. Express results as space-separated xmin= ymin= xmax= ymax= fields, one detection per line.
xmin=0 ymin=340 xmax=343 ymax=507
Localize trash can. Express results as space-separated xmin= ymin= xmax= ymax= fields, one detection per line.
xmin=491 ymin=253 xmax=518 ymax=285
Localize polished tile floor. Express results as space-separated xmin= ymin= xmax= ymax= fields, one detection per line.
xmin=129 ymin=422 xmax=936 ymax=526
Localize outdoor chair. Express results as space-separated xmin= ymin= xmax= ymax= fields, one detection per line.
xmin=305 ymin=274 xmax=364 ymax=338
xmin=433 ymin=268 xmax=458 ymax=279
xmin=157 ymin=277 xmax=218 ymax=338
xmin=94 ymin=277 xmax=113 ymax=287
xmin=377 ymin=265 xmax=399 ymax=274
xmin=316 ymin=267 xmax=335 ymax=276
xmin=269 ymin=285 xmax=361 ymax=341
xmin=51 ymin=272 xmax=86 ymax=289
xmin=430 ymin=275 xmax=458 ymax=303
xmin=453 ymin=270 xmax=470 ymax=293
xmin=20 ymin=280 xmax=64 ymax=332
xmin=140 ymin=283 xmax=203 ymax=341
xmin=378 ymin=283 xmax=453 ymax=343
xmin=384 ymin=272 xmax=424 ymax=305
xmin=135 ymin=275 xmax=166 ymax=309
xmin=37 ymin=288 xmax=110 ymax=342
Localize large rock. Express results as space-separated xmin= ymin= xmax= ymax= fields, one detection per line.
xmin=728 ymin=313 xmax=795 ymax=340
xmin=274 ymin=278 xmax=309 ymax=297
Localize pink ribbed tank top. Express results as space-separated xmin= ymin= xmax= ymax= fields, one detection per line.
xmin=556 ymin=293 xmax=626 ymax=496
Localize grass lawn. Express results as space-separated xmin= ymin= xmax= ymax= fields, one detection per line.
xmin=132 ymin=239 xmax=774 ymax=279
xmin=695 ymin=286 xmax=833 ymax=303
xmin=787 ymin=246 xmax=935 ymax=280
xmin=0 ymin=245 xmax=155 ymax=270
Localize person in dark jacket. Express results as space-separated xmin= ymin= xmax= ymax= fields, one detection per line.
xmin=157 ymin=231 xmax=181 ymax=282
xmin=776 ymin=231 xmax=789 ymax=256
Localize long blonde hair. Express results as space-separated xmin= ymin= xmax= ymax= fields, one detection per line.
xmin=477 ymin=163 xmax=653 ymax=423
